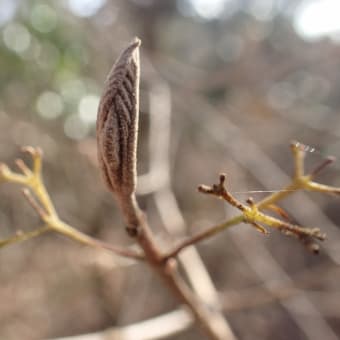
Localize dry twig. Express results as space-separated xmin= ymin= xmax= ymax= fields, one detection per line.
xmin=0 ymin=147 xmax=143 ymax=260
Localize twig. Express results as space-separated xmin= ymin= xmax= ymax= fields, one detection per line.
xmin=164 ymin=163 xmax=328 ymax=259
xmin=164 ymin=136 xmax=340 ymax=258
xmin=0 ymin=148 xmax=144 ymax=261
xmin=0 ymin=226 xmax=50 ymax=248
xmin=163 ymin=215 xmax=243 ymax=260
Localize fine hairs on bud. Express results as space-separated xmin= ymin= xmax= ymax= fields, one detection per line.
xmin=97 ymin=37 xmax=141 ymax=200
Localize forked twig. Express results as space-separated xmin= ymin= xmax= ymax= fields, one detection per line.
xmin=164 ymin=142 xmax=339 ymax=259
xmin=0 ymin=148 xmax=144 ymax=261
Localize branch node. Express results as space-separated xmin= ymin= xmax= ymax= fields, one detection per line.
xmin=15 ymin=159 xmax=31 ymax=176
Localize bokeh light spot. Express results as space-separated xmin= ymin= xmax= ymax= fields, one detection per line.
xmin=247 ymin=0 xmax=276 ymax=22
xmin=3 ymin=22 xmax=31 ymax=54
xmin=64 ymin=114 xmax=90 ymax=140
xmin=60 ymin=78 xmax=86 ymax=103
xmin=78 ymin=95 xmax=99 ymax=124
xmin=67 ymin=0 xmax=106 ymax=18
xmin=178 ymin=0 xmax=228 ymax=20
xmin=30 ymin=3 xmax=57 ymax=33
xmin=36 ymin=91 xmax=64 ymax=119
xmin=294 ymin=0 xmax=340 ymax=40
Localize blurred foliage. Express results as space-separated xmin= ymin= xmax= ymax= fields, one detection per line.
xmin=1 ymin=0 xmax=340 ymax=339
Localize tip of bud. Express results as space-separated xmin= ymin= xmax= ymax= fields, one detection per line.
xmin=131 ymin=37 xmax=141 ymax=48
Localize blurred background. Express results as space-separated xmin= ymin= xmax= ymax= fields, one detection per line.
xmin=1 ymin=0 xmax=340 ymax=339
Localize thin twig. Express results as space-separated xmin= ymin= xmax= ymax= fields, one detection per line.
xmin=0 ymin=226 xmax=50 ymax=248
xmin=22 ymin=188 xmax=48 ymax=219
xmin=1 ymin=149 xmax=145 ymax=261
xmin=163 ymin=215 xmax=243 ymax=260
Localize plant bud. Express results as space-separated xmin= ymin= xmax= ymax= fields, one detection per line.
xmin=97 ymin=37 xmax=141 ymax=199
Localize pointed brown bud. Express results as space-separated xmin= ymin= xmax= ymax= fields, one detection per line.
xmin=97 ymin=37 xmax=141 ymax=199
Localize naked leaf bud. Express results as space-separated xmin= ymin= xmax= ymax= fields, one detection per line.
xmin=97 ymin=37 xmax=141 ymax=199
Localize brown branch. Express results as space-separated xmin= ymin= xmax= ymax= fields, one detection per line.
xmin=123 ymin=202 xmax=230 ymax=340
xmin=95 ymin=38 xmax=235 ymax=339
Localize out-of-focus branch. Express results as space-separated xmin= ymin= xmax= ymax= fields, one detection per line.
xmin=49 ymin=308 xmax=193 ymax=340
xmin=49 ymin=275 xmax=340 ymax=340
xmin=48 ymin=290 xmax=340 ymax=340
xmin=137 ymin=74 xmax=237 ymax=339
xmin=221 ymin=286 xmax=340 ymax=318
